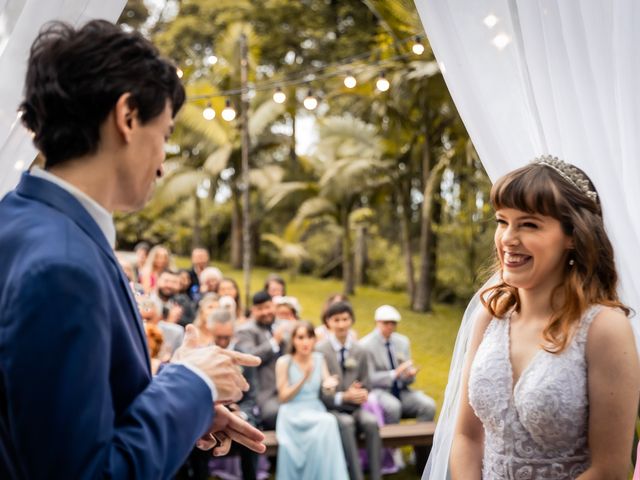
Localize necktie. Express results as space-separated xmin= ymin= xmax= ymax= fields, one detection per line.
xmin=340 ymin=347 xmax=347 ymax=374
xmin=386 ymin=341 xmax=401 ymax=398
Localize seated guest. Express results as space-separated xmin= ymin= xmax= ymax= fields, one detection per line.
xmin=136 ymin=294 xmax=183 ymax=363
xmin=264 ymin=273 xmax=286 ymax=297
xmin=315 ymin=293 xmax=357 ymax=343
xmin=192 ymin=293 xmax=220 ymax=346
xmin=189 ymin=247 xmax=210 ymax=294
xmin=152 ymin=270 xmax=195 ymax=326
xmin=316 ymin=301 xmax=381 ymax=480
xmin=360 ymin=305 xmax=436 ymax=472
xmin=199 ymin=266 xmax=223 ymax=295
xmin=209 ymin=309 xmax=260 ymax=480
xmin=273 ymin=296 xmax=301 ymax=322
xmin=218 ymin=277 xmax=247 ymax=324
xmin=360 ymin=305 xmax=436 ymax=424
xmin=139 ymin=245 xmax=172 ymax=294
xmin=275 ymin=321 xmax=349 ymax=480
xmin=177 ymin=268 xmax=194 ymax=296
xmin=236 ymin=291 xmax=287 ymax=429
xmin=133 ymin=241 xmax=150 ymax=282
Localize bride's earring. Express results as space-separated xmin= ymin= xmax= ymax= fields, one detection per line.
xmin=568 ymin=258 xmax=575 ymax=266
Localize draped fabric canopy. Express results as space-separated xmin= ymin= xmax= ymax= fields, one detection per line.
xmin=415 ymin=0 xmax=640 ymax=340
xmin=0 ymin=0 xmax=126 ymax=196
xmin=415 ymin=1 xmax=640 ymax=477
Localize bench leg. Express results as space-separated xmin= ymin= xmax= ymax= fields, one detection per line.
xmin=414 ymin=445 xmax=431 ymax=475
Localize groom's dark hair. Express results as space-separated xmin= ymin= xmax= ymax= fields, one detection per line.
xmin=19 ymin=20 xmax=185 ymax=168
xmin=324 ymin=301 xmax=355 ymax=324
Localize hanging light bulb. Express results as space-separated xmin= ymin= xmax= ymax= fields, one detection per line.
xmin=376 ymin=72 xmax=390 ymax=92
xmin=273 ymin=87 xmax=286 ymax=104
xmin=303 ymin=90 xmax=318 ymax=110
xmin=343 ymin=73 xmax=357 ymax=89
xmin=221 ymin=99 xmax=236 ymax=121
xmin=202 ymin=102 xmax=216 ymax=120
xmin=205 ymin=54 xmax=218 ymax=66
xmin=412 ymin=36 xmax=425 ymax=55
xmin=176 ymin=67 xmax=184 ymax=79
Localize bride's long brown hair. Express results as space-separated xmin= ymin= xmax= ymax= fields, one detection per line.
xmin=481 ymin=162 xmax=629 ymax=353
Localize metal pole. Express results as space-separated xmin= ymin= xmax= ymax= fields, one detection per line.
xmin=240 ymin=33 xmax=252 ymax=311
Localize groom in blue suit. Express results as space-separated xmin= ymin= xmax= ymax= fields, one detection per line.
xmin=0 ymin=20 xmax=263 ymax=479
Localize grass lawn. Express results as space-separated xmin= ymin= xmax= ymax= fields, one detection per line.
xmin=176 ymin=259 xmax=464 ymax=479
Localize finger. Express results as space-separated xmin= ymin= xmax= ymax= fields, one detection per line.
xmin=224 ymin=410 xmax=266 ymax=443
xmin=182 ymin=324 xmax=200 ymax=349
xmin=222 ymin=350 xmax=262 ymax=367
xmin=196 ymin=433 xmax=217 ymax=450
xmin=225 ymin=428 xmax=267 ymax=454
xmin=212 ymin=432 xmax=232 ymax=456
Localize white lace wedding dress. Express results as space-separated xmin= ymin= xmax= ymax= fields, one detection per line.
xmin=468 ymin=305 xmax=601 ymax=479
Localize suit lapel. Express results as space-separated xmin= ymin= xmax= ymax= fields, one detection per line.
xmin=16 ymin=173 xmax=151 ymax=370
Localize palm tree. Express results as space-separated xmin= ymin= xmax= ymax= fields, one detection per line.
xmin=264 ymin=115 xmax=391 ymax=294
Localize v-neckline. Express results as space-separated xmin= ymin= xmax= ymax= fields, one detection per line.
xmin=506 ymin=312 xmax=545 ymax=396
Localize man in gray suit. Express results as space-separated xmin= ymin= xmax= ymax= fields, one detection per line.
xmin=235 ymin=291 xmax=287 ymax=430
xmin=360 ymin=305 xmax=436 ymax=422
xmin=316 ymin=301 xmax=381 ymax=480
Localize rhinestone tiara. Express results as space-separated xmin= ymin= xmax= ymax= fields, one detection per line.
xmin=534 ymin=155 xmax=598 ymax=203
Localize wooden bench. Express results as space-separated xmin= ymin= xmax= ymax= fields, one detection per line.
xmin=263 ymin=421 xmax=435 ymax=472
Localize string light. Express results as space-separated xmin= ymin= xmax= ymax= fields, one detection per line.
xmin=343 ymin=73 xmax=357 ymax=89
xmin=202 ymin=102 xmax=216 ymax=120
xmin=303 ymin=90 xmax=318 ymax=110
xmin=273 ymin=86 xmax=286 ymax=104
xmin=205 ymin=54 xmax=218 ymax=66
xmin=176 ymin=67 xmax=184 ymax=79
xmin=221 ymin=99 xmax=237 ymax=121
xmin=412 ymin=36 xmax=425 ymax=55
xmin=376 ymin=72 xmax=390 ymax=92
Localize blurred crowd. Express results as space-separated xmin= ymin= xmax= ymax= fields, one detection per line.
xmin=116 ymin=243 xmax=436 ymax=480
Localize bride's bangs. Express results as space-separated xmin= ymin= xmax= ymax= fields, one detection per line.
xmin=490 ymin=165 xmax=563 ymax=219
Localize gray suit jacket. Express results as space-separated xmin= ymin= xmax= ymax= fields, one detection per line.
xmin=359 ymin=329 xmax=416 ymax=390
xmin=235 ymin=319 xmax=282 ymax=408
xmin=316 ymin=338 xmax=371 ymax=413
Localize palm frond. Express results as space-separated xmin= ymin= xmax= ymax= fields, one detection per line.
xmin=249 ymin=99 xmax=286 ymax=140
xmin=203 ymin=144 xmax=233 ymax=177
xmin=249 ymin=165 xmax=285 ymax=191
xmin=263 ymin=181 xmax=318 ymax=211
xmin=178 ymin=103 xmax=230 ymax=147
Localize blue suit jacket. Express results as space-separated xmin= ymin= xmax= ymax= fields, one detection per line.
xmin=0 ymin=173 xmax=214 ymax=479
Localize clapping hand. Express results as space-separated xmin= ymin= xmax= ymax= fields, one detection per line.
xmin=395 ymin=360 xmax=417 ymax=380
xmin=172 ymin=325 xmax=261 ymax=403
xmin=322 ymin=374 xmax=339 ymax=393
xmin=343 ymin=381 xmax=368 ymax=405
xmin=196 ymin=405 xmax=266 ymax=456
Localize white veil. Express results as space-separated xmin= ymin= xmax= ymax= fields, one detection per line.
xmin=422 ymin=274 xmax=498 ymax=480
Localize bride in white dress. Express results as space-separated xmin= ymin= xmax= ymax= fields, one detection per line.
xmin=448 ymin=157 xmax=639 ymax=479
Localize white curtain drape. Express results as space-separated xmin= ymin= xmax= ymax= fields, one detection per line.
xmin=415 ymin=1 xmax=640 ymax=478
xmin=0 ymin=0 xmax=126 ymax=196
xmin=414 ymin=0 xmax=640 ymax=336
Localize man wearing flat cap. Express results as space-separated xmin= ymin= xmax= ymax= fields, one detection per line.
xmin=360 ymin=305 xmax=436 ymax=425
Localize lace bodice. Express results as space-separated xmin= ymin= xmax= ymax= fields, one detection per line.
xmin=468 ymin=306 xmax=601 ymax=479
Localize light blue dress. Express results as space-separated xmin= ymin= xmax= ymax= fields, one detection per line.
xmin=275 ymin=352 xmax=349 ymax=480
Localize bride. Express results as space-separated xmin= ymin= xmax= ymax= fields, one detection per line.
xmin=431 ymin=157 xmax=639 ymax=479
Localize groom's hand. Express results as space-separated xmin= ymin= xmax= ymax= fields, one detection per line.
xmin=196 ymin=405 xmax=266 ymax=456
xmin=172 ymin=325 xmax=261 ymax=403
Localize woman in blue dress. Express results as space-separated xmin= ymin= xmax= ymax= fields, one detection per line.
xmin=275 ymin=321 xmax=349 ymax=480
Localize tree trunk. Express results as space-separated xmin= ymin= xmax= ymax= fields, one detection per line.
xmin=354 ymin=225 xmax=368 ymax=286
xmin=397 ymin=189 xmax=416 ymax=304
xmin=192 ymin=194 xmax=202 ymax=249
xmin=230 ymin=186 xmax=242 ymax=269
xmin=413 ymin=151 xmax=449 ymax=312
xmin=341 ymin=208 xmax=354 ymax=295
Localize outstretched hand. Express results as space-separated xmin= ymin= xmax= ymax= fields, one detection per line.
xmin=196 ymin=405 xmax=266 ymax=456
xmin=172 ymin=325 xmax=261 ymax=403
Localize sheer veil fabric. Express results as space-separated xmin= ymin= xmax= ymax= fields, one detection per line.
xmin=415 ymin=1 xmax=640 ymax=478
xmin=0 ymin=1 xmax=127 ymax=196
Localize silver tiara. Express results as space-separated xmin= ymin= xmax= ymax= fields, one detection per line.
xmin=535 ymin=155 xmax=598 ymax=203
